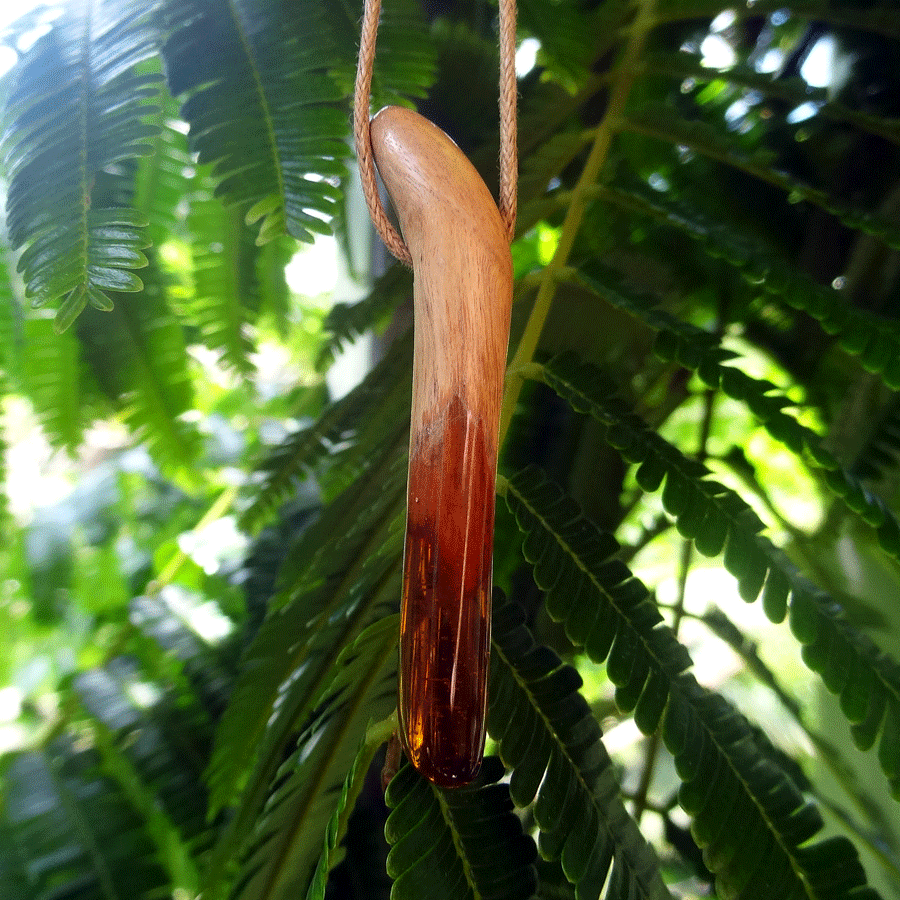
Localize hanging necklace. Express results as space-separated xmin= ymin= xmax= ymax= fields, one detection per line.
xmin=355 ymin=0 xmax=518 ymax=787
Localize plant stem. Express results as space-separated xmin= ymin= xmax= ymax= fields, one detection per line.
xmin=497 ymin=0 xmax=657 ymax=449
xmin=632 ymin=385 xmax=717 ymax=823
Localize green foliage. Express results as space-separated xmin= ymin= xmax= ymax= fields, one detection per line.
xmin=3 ymin=0 xmax=159 ymax=329
xmin=384 ymin=755 xmax=537 ymax=900
xmin=489 ymin=596 xmax=669 ymax=900
xmin=162 ymin=0 xmax=348 ymax=245
xmin=2 ymin=1 xmax=900 ymax=899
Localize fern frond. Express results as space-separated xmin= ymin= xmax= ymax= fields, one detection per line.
xmin=852 ymin=395 xmax=900 ymax=484
xmin=240 ymin=332 xmax=411 ymax=531
xmin=384 ymin=755 xmax=537 ymax=900
xmin=207 ymin=453 xmax=404 ymax=818
xmin=504 ymin=467 xmax=882 ymax=898
xmin=489 ymin=595 xmax=670 ymax=900
xmin=504 ymin=466 xmax=691 ymax=729
xmin=517 ymin=129 xmax=592 ymax=221
xmin=530 ymin=358 xmax=900 ymax=800
xmin=654 ymin=0 xmax=900 ymax=41
xmin=163 ymin=0 xmax=348 ymax=245
xmin=517 ymin=0 xmax=615 ymax=86
xmin=570 ymin=266 xmax=900 ymax=560
xmin=205 ymin=450 xmax=406 ymax=894
xmin=701 ymin=607 xmax=900 ymax=875
xmin=3 ymin=0 xmax=159 ymax=329
xmin=306 ymin=714 xmax=396 ymax=900
xmin=225 ymin=615 xmax=399 ymax=900
xmin=73 ymin=666 xmax=206 ymax=893
xmin=76 ymin=261 xmax=201 ymax=470
xmin=74 ymin=663 xmax=213 ymax=852
xmin=592 ymin=178 xmax=900 ymax=389
xmin=0 ymin=740 xmax=170 ymax=899
xmin=327 ymin=0 xmax=437 ymax=110
xmin=0 ymin=819 xmax=35 ymax=900
xmin=129 ymin=593 xmax=237 ymax=723
xmin=663 ymin=681 xmax=880 ymax=900
xmin=316 ymin=266 xmax=412 ymax=371
xmin=132 ymin=90 xmax=194 ymax=247
xmin=621 ymin=107 xmax=900 ymax=251
xmin=185 ymin=195 xmax=259 ymax=376
xmin=22 ymin=315 xmax=84 ymax=448
xmin=641 ymin=52 xmax=900 ymax=147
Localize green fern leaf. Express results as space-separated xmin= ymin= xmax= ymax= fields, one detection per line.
xmin=163 ymin=0 xmax=348 ymax=244
xmin=489 ymin=596 xmax=670 ymax=900
xmin=642 ymin=52 xmax=900 ymax=147
xmin=621 ymin=107 xmax=900 ymax=251
xmin=571 ymin=265 xmax=900 ymax=558
xmin=75 ymin=260 xmax=201 ymax=470
xmin=505 ymin=467 xmax=882 ymax=898
xmin=517 ymin=0 xmax=618 ymax=87
xmin=128 ymin=593 xmax=238 ymax=725
xmin=3 ymin=1 xmax=158 ymax=328
xmin=74 ymin=663 xmax=214 ymax=856
xmin=317 ymin=266 xmax=412 ymax=371
xmin=701 ymin=607 xmax=900 ymax=868
xmin=22 ymin=315 xmax=84 ymax=449
xmin=655 ymin=1 xmax=900 ymax=42
xmin=240 ymin=332 xmax=411 ymax=532
xmin=531 ymin=358 xmax=900 ymax=800
xmin=0 ymin=819 xmax=36 ymax=900
xmin=128 ymin=79 xmax=197 ymax=249
xmin=595 ymin=177 xmax=900 ymax=388
xmin=385 ymin=755 xmax=538 ymax=900
xmin=204 ymin=452 xmax=405 ymax=877
xmin=504 ymin=466 xmax=692 ymax=725
xmin=306 ymin=714 xmax=396 ymax=900
xmin=663 ymin=681 xmax=880 ymax=900
xmin=74 ymin=666 xmax=205 ymax=894
xmin=852 ymin=395 xmax=900 ymax=483
xmin=185 ymin=195 xmax=259 ymax=376
xmin=225 ymin=615 xmax=399 ymax=900
xmin=326 ymin=0 xmax=437 ymax=110
xmin=0 ymin=740 xmax=170 ymax=899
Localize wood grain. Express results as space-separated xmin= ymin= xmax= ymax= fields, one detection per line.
xmin=371 ymin=106 xmax=513 ymax=787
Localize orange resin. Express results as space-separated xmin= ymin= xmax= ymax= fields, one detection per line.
xmin=368 ymin=106 xmax=512 ymax=789
xmin=399 ymin=397 xmax=494 ymax=787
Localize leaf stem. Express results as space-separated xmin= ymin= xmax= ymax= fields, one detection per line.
xmin=633 ymin=383 xmax=717 ymax=823
xmin=498 ymin=0 xmax=657 ymax=449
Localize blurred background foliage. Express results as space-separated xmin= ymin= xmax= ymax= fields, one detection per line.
xmin=0 ymin=0 xmax=899 ymax=899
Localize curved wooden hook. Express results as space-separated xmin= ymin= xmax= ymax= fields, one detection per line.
xmin=371 ymin=106 xmax=513 ymax=787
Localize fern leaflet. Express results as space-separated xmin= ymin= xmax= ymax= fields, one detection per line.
xmin=505 ymin=466 xmax=882 ymax=897
xmin=3 ymin=0 xmax=158 ymax=328
xmin=385 ymin=756 xmax=537 ymax=900
xmin=163 ymin=0 xmax=348 ymax=244
xmin=490 ymin=595 xmax=671 ymax=900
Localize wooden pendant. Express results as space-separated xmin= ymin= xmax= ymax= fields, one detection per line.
xmin=370 ymin=106 xmax=513 ymax=788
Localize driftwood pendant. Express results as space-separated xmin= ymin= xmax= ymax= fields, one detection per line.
xmin=371 ymin=107 xmax=513 ymax=787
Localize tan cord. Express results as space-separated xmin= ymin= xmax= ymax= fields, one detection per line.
xmin=497 ymin=0 xmax=518 ymax=241
xmin=354 ymin=0 xmax=412 ymax=266
xmin=353 ymin=0 xmax=518 ymax=265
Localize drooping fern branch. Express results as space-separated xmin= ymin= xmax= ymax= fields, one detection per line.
xmin=503 ymin=465 xmax=881 ymax=899
xmin=585 ymin=179 xmax=900 ymax=389
xmin=384 ymin=756 xmax=537 ymax=900
xmin=162 ymin=0 xmax=348 ymax=245
xmin=222 ymin=615 xmax=399 ymax=900
xmin=531 ymin=355 xmax=900 ymax=799
xmin=567 ymin=264 xmax=900 ymax=560
xmin=489 ymin=595 xmax=671 ymax=900
xmin=3 ymin=0 xmax=159 ymax=330
xmin=240 ymin=331 xmax=412 ymax=531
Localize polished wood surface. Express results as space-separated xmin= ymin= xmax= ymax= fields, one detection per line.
xmin=371 ymin=106 xmax=513 ymax=787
